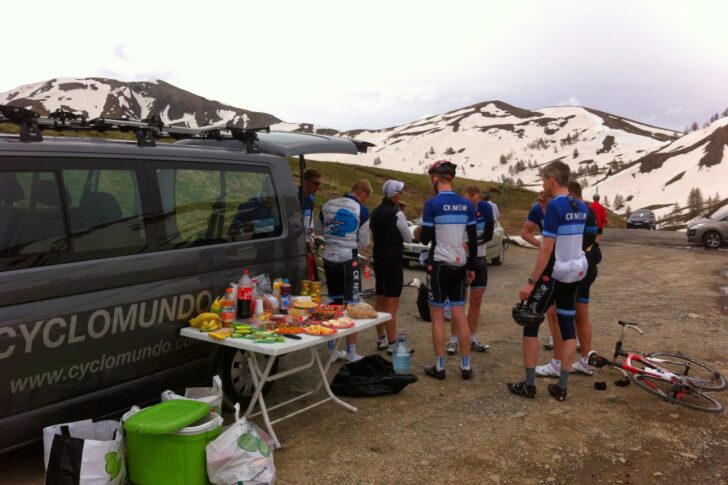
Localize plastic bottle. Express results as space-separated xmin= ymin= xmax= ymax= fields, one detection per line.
xmin=392 ymin=333 xmax=412 ymax=374
xmin=221 ymin=287 xmax=236 ymax=325
xmin=236 ymin=270 xmax=253 ymax=320
xmin=254 ymin=298 xmax=265 ymax=320
xmin=280 ymin=279 xmax=292 ymax=314
xmin=272 ymin=280 xmax=282 ymax=307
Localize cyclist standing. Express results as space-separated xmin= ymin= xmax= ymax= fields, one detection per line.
xmin=446 ymin=185 xmax=494 ymax=355
xmin=416 ymin=161 xmax=478 ymax=380
xmin=590 ymin=193 xmax=607 ymax=240
xmin=370 ymin=180 xmax=413 ymax=353
xmin=508 ymin=161 xmax=588 ymax=401
xmin=316 ymin=179 xmax=372 ymax=362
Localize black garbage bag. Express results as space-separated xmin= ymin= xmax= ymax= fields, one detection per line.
xmin=331 ymin=354 xmax=418 ymax=397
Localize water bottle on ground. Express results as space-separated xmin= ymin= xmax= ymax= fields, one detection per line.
xmin=393 ymin=333 xmax=412 ymax=374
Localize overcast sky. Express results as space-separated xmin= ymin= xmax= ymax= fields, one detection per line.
xmin=3 ymin=0 xmax=727 ymax=130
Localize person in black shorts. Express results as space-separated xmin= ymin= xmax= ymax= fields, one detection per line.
xmin=446 ymin=185 xmax=494 ymax=355
xmin=508 ymin=161 xmax=588 ymax=401
xmin=415 ymin=161 xmax=478 ymax=380
xmin=570 ymin=181 xmax=600 ymax=375
xmin=370 ymin=180 xmax=413 ymax=353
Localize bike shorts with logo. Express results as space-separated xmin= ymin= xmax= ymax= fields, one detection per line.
xmin=468 ymin=257 xmax=488 ymax=290
xmin=523 ymin=274 xmax=580 ymax=340
xmin=426 ymin=261 xmax=466 ymax=307
xmin=373 ymin=257 xmax=404 ymax=298
xmin=324 ymin=258 xmax=360 ymax=304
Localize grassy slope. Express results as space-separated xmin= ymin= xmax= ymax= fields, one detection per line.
xmin=288 ymin=158 xmax=625 ymax=234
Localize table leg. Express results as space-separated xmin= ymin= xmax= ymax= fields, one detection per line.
xmin=244 ymin=354 xmax=281 ymax=448
xmin=313 ymin=348 xmax=358 ymax=413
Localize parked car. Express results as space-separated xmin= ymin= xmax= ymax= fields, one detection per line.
xmin=687 ymin=208 xmax=728 ymax=249
xmin=626 ymin=209 xmax=657 ymax=230
xmin=403 ymin=217 xmax=508 ymax=267
xmin=0 ymin=119 xmax=364 ymax=452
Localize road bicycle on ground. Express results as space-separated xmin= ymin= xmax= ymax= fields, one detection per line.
xmin=588 ymin=320 xmax=726 ymax=413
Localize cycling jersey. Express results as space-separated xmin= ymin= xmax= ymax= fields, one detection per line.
xmin=542 ymin=195 xmax=588 ymax=283
xmin=370 ymin=198 xmax=412 ymax=259
xmin=299 ymin=186 xmax=315 ymax=231
xmin=317 ymin=194 xmax=370 ymax=263
xmin=590 ymin=200 xmax=608 ymax=233
xmin=527 ymin=202 xmax=545 ymax=232
xmin=473 ymin=200 xmax=495 ymax=258
xmin=421 ymin=191 xmax=477 ymax=267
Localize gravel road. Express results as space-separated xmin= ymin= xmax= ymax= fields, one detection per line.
xmin=2 ymin=233 xmax=727 ymax=484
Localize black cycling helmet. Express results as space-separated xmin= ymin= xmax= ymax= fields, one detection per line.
xmin=512 ymin=301 xmax=544 ymax=328
xmin=592 ymin=194 xmax=600 ymax=201
xmin=427 ymin=160 xmax=457 ymax=180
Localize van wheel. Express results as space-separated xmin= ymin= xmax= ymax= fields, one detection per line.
xmin=417 ymin=283 xmax=431 ymax=322
xmin=219 ymin=348 xmax=278 ymax=410
xmin=702 ymin=230 xmax=723 ymax=249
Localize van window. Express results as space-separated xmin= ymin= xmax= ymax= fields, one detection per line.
xmin=156 ymin=166 xmax=282 ymax=248
xmin=0 ymin=171 xmax=69 ymax=262
xmin=62 ymin=169 xmax=147 ymax=253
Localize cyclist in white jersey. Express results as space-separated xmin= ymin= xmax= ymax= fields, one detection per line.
xmin=316 ymin=179 xmax=372 ymax=362
xmin=415 ymin=161 xmax=478 ymax=380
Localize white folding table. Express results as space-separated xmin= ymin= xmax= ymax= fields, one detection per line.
xmin=180 ymin=312 xmax=391 ymax=447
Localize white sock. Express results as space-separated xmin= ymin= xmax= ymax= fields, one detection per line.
xmin=347 ymin=344 xmax=357 ymax=358
xmin=551 ymin=359 xmax=561 ymax=371
xmin=450 ymin=335 xmax=458 ymax=344
xmin=580 ymin=356 xmax=589 ymax=367
xmin=471 ymin=334 xmax=477 ymax=343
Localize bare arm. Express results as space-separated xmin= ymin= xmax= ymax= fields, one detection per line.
xmin=520 ymin=220 xmax=541 ymax=248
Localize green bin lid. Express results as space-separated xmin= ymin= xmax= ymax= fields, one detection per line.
xmin=124 ymin=400 xmax=210 ymax=434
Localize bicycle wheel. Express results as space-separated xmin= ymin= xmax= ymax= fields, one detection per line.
xmin=632 ymin=374 xmax=724 ymax=413
xmin=646 ymin=352 xmax=727 ymax=392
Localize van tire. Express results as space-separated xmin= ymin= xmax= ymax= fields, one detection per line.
xmin=219 ymin=348 xmax=278 ymax=410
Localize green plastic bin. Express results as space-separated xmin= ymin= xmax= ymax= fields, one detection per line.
xmin=123 ymin=400 xmax=223 ymax=485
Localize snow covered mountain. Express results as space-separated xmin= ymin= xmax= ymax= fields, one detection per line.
xmin=3 ymin=78 xmax=723 ymax=222
xmin=273 ymin=101 xmax=688 ymax=209
xmin=583 ymin=116 xmax=728 ymax=219
xmin=0 ymin=77 xmax=280 ymax=128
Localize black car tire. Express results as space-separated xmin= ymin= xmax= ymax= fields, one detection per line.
xmin=417 ymin=283 xmax=431 ymax=322
xmin=702 ymin=230 xmax=723 ymax=249
xmin=491 ymin=241 xmax=506 ymax=266
xmin=219 ymin=348 xmax=278 ymax=410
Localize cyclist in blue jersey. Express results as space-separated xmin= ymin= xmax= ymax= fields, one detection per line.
xmin=446 ymin=185 xmax=494 ymax=355
xmin=416 ymin=161 xmax=478 ymax=380
xmin=534 ymin=181 xmax=600 ymax=378
xmin=508 ymin=161 xmax=588 ymax=401
xmin=316 ymin=179 xmax=372 ymax=362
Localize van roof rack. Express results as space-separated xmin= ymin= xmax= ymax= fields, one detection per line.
xmin=0 ymin=105 xmax=270 ymax=149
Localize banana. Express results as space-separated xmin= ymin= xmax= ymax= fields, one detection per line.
xmin=189 ymin=312 xmax=222 ymax=327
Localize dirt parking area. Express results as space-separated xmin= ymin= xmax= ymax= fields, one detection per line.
xmin=2 ymin=232 xmax=727 ymax=484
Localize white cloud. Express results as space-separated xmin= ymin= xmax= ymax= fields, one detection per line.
xmin=665 ymin=107 xmax=691 ymax=115
xmin=113 ymin=45 xmax=128 ymax=61
xmin=557 ymin=96 xmax=581 ymax=107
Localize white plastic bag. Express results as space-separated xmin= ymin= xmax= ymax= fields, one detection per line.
xmin=43 ymin=419 xmax=125 ymax=485
xmin=161 ymin=375 xmax=223 ymax=415
xmin=206 ymin=403 xmax=276 ymax=485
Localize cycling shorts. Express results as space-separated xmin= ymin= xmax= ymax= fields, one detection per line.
xmin=426 ymin=261 xmax=466 ymax=307
xmin=576 ymin=263 xmax=598 ymax=304
xmin=469 ymin=257 xmax=488 ymax=289
xmin=373 ymin=257 xmax=404 ymax=298
xmin=523 ymin=274 xmax=580 ymax=340
xmin=324 ymin=258 xmax=360 ymax=304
